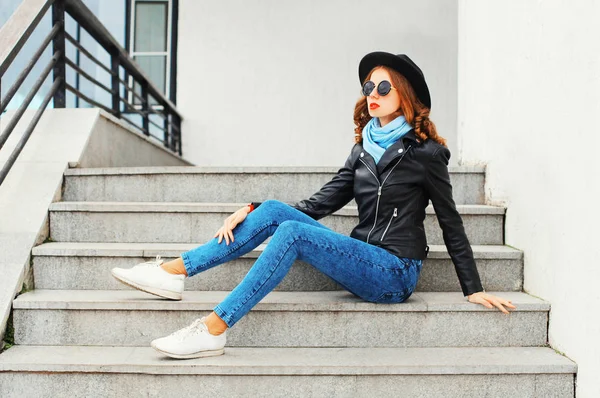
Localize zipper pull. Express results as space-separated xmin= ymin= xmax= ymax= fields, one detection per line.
xmin=393 ymin=207 xmax=397 ymax=217
xmin=378 ymin=186 xmax=382 ymax=196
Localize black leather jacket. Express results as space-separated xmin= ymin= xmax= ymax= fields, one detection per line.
xmin=251 ymin=129 xmax=484 ymax=297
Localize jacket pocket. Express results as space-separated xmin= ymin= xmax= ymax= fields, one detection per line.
xmin=380 ymin=207 xmax=397 ymax=241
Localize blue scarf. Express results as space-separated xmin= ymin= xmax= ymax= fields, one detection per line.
xmin=362 ymin=115 xmax=413 ymax=164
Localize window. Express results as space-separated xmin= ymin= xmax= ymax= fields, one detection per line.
xmin=126 ymin=0 xmax=177 ymax=109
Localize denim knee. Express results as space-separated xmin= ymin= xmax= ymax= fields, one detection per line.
xmin=258 ymin=199 xmax=288 ymax=211
xmin=274 ymin=219 xmax=302 ymax=236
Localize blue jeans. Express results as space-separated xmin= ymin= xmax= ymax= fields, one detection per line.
xmin=180 ymin=199 xmax=423 ymax=328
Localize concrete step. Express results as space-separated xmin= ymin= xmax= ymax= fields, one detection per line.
xmin=0 ymin=345 xmax=576 ymax=397
xmin=13 ymin=290 xmax=547 ymax=347
xmin=62 ymin=166 xmax=486 ymax=205
xmin=48 ymin=202 xmax=505 ymax=244
xmin=32 ymin=242 xmax=523 ymax=292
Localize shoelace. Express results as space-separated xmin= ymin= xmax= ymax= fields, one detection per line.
xmin=169 ymin=318 xmax=207 ymax=341
xmin=135 ymin=255 xmax=163 ymax=269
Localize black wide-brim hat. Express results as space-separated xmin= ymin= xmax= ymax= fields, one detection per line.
xmin=358 ymin=51 xmax=431 ymax=109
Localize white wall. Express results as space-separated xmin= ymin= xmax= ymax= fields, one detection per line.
xmin=458 ymin=1 xmax=600 ymax=396
xmin=177 ymin=0 xmax=459 ymax=167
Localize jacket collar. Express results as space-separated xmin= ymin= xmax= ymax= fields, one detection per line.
xmin=360 ymin=129 xmax=421 ymax=176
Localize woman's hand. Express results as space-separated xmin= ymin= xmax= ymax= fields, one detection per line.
xmin=214 ymin=206 xmax=250 ymax=245
xmin=467 ymin=291 xmax=517 ymax=314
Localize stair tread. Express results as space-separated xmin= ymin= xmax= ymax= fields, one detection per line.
xmin=48 ymin=201 xmax=505 ymax=214
xmin=0 ymin=345 xmax=575 ymax=374
xmin=12 ymin=290 xmax=548 ymax=311
xmin=64 ymin=165 xmax=486 ymax=176
xmin=32 ymin=241 xmax=523 ymax=259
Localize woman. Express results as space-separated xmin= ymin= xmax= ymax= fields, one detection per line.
xmin=111 ymin=51 xmax=516 ymax=360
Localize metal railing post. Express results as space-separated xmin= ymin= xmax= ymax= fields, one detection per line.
xmin=52 ymin=0 xmax=66 ymax=108
xmin=110 ymin=53 xmax=120 ymax=116
xmin=163 ymin=113 xmax=169 ymax=148
xmin=141 ymin=82 xmax=149 ymax=136
xmin=174 ymin=113 xmax=182 ymax=155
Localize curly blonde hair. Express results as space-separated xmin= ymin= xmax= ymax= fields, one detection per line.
xmin=353 ymin=65 xmax=446 ymax=147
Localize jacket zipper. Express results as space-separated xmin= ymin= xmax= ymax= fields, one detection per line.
xmin=380 ymin=207 xmax=397 ymax=241
xmin=359 ymin=145 xmax=412 ymax=244
xmin=358 ymin=158 xmax=381 ymax=243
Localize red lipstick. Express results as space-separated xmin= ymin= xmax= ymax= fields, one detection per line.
xmin=369 ymin=103 xmax=380 ymax=110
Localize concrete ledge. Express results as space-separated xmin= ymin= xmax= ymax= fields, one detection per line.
xmin=12 ymin=291 xmax=548 ymax=347
xmin=31 ymin=242 xmax=523 ymax=259
xmin=48 ymin=201 xmax=506 ymax=215
xmin=0 ymin=345 xmax=576 ymax=375
xmin=47 ymin=202 xmax=505 ymax=245
xmin=63 ymin=165 xmax=487 ymax=175
xmin=78 ymin=109 xmax=193 ymax=168
xmin=0 ymin=371 xmax=575 ymax=398
xmin=30 ymin=242 xmax=524 ymax=292
xmin=61 ymin=166 xmax=486 ymax=205
xmin=11 ymin=290 xmax=550 ymax=312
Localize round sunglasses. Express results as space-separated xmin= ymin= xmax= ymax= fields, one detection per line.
xmin=362 ymin=80 xmax=397 ymax=97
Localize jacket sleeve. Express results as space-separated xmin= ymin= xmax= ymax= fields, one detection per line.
xmin=424 ymin=146 xmax=485 ymax=297
xmin=250 ymin=145 xmax=356 ymax=221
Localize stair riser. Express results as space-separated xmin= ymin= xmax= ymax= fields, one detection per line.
xmin=32 ymin=255 xmax=523 ymax=292
xmin=13 ymin=310 xmax=547 ymax=347
xmin=48 ymin=212 xmax=503 ymax=244
xmin=0 ymin=373 xmax=573 ymax=398
xmin=63 ymin=172 xmax=485 ymax=205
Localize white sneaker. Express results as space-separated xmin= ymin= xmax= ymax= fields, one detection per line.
xmin=151 ymin=316 xmax=226 ymax=359
xmin=111 ymin=255 xmax=184 ymax=300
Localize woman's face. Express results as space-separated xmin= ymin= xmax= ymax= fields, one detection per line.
xmin=365 ymin=68 xmax=401 ymax=125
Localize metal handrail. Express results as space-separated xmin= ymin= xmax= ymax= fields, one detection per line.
xmin=62 ymin=0 xmax=181 ymax=115
xmin=0 ymin=0 xmax=52 ymax=76
xmin=0 ymin=21 xmax=62 ymax=113
xmin=0 ymin=0 xmax=183 ymax=185
xmin=0 ymin=51 xmax=62 ymax=149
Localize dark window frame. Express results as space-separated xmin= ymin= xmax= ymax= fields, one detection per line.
xmin=124 ymin=0 xmax=178 ymax=112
